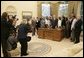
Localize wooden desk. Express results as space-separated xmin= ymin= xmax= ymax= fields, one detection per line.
xmin=37 ymin=28 xmax=64 ymax=41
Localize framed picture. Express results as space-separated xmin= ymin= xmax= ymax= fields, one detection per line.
xmin=22 ymin=11 xmax=32 ymax=20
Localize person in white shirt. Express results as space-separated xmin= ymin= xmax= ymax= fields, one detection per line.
xmin=53 ymin=15 xmax=56 ymax=20
xmin=58 ymin=17 xmax=62 ymax=28
xmin=44 ymin=16 xmax=50 ymax=28
xmin=45 ymin=18 xmax=50 ymax=27
xmin=45 ymin=18 xmax=48 ymax=25
xmin=71 ymin=18 xmax=77 ymax=30
xmin=71 ymin=15 xmax=77 ymax=42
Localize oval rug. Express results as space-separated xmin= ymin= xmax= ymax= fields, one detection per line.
xmin=28 ymin=42 xmax=51 ymax=56
xmin=10 ymin=42 xmax=51 ymax=57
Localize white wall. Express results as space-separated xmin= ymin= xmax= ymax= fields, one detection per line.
xmin=1 ymin=1 xmax=37 ymax=25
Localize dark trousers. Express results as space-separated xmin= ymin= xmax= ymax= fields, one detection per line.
xmin=65 ymin=29 xmax=71 ymax=38
xmin=75 ymin=31 xmax=81 ymax=43
xmin=52 ymin=26 xmax=55 ymax=29
xmin=36 ymin=27 xmax=38 ymax=31
xmin=32 ymin=27 xmax=35 ymax=36
xmin=71 ymin=29 xmax=75 ymax=41
xmin=63 ymin=29 xmax=66 ymax=38
xmin=1 ymin=36 xmax=11 ymax=57
xmin=19 ymin=39 xmax=28 ymax=55
xmin=36 ymin=26 xmax=39 ymax=31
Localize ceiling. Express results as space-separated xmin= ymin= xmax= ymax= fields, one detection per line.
xmin=38 ymin=1 xmax=59 ymax=3
xmin=38 ymin=1 xmax=68 ymax=4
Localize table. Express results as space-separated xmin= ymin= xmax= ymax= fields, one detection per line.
xmin=37 ymin=28 xmax=64 ymax=41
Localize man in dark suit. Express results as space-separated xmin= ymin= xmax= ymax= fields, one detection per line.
xmin=61 ymin=16 xmax=66 ymax=27
xmin=17 ymin=20 xmax=30 ymax=56
xmin=74 ymin=17 xmax=82 ymax=44
xmin=61 ymin=16 xmax=67 ymax=38
xmin=1 ymin=12 xmax=16 ymax=57
xmin=36 ymin=17 xmax=40 ymax=30
xmin=50 ymin=15 xmax=58 ymax=29
xmin=65 ymin=17 xmax=70 ymax=38
xmin=31 ymin=17 xmax=36 ymax=36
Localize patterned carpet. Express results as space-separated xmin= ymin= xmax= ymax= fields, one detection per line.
xmin=28 ymin=42 xmax=51 ymax=56
xmin=9 ymin=42 xmax=51 ymax=57
xmin=1 ymin=32 xmax=83 ymax=57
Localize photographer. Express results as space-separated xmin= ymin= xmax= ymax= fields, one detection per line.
xmin=1 ymin=12 xmax=16 ymax=57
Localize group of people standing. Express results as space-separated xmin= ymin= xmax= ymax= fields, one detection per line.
xmin=1 ymin=12 xmax=82 ymax=57
xmin=33 ymin=14 xmax=82 ymax=44
xmin=27 ymin=13 xmax=82 ymax=44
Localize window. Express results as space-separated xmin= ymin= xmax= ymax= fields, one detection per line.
xmin=58 ymin=1 xmax=68 ymax=17
xmin=42 ymin=4 xmax=50 ymax=17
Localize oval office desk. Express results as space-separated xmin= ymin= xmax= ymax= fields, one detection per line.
xmin=37 ymin=28 xmax=64 ymax=41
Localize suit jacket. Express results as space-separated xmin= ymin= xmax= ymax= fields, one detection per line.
xmin=40 ymin=19 xmax=45 ymax=28
xmin=50 ymin=18 xmax=58 ymax=28
xmin=1 ymin=18 xmax=16 ymax=39
xmin=36 ymin=20 xmax=40 ymax=28
xmin=31 ymin=20 xmax=36 ymax=28
xmin=66 ymin=20 xmax=71 ymax=30
xmin=17 ymin=24 xmax=29 ymax=39
xmin=61 ymin=19 xmax=66 ymax=27
xmin=74 ymin=19 xmax=82 ymax=32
